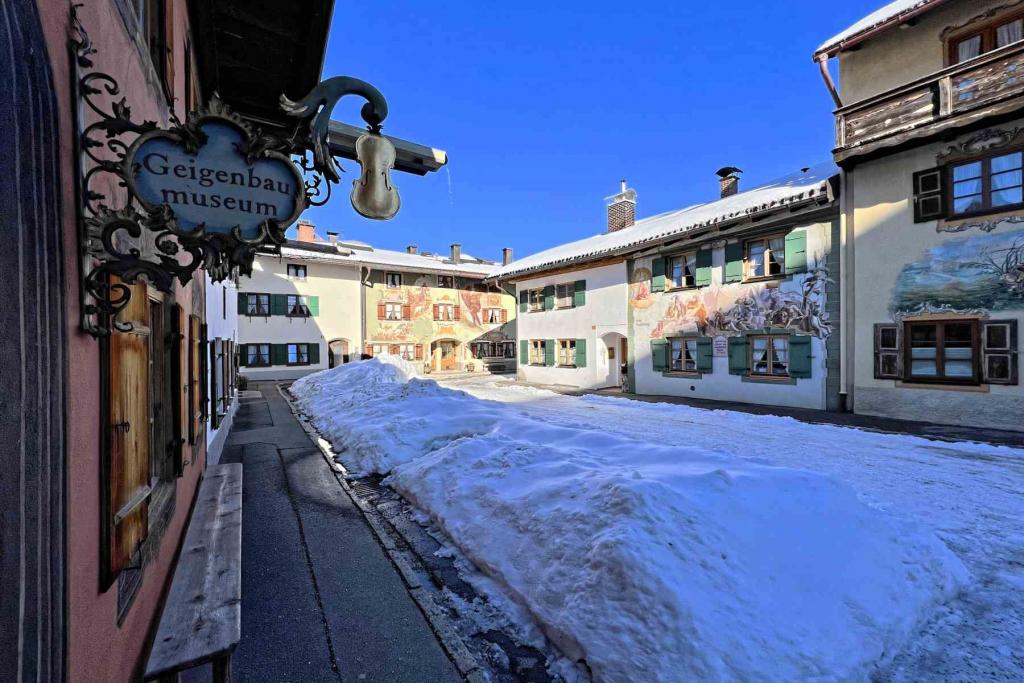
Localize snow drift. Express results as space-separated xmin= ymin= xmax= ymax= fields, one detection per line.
xmin=292 ymin=359 xmax=969 ymax=682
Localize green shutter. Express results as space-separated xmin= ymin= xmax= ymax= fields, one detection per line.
xmin=695 ymin=249 xmax=712 ymax=287
xmin=651 ymin=340 xmax=667 ymax=371
xmin=784 ymin=230 xmax=807 ymax=275
xmin=574 ymin=280 xmax=586 ymax=307
xmin=696 ymin=337 xmax=713 ymax=373
xmin=728 ymin=336 xmax=748 ymax=375
xmin=543 ymin=285 xmax=555 ymax=311
xmin=237 ymin=292 xmax=248 ymax=314
xmin=237 ymin=344 xmax=248 ymax=367
xmin=271 ymin=344 xmax=289 ymax=366
xmin=271 ymin=294 xmax=288 ymax=316
xmin=520 ymin=339 xmax=529 ymax=365
xmin=651 ymin=257 xmax=666 ymax=293
xmin=724 ymin=242 xmax=744 ymax=283
xmin=308 ymin=296 xmax=319 ymax=316
xmin=789 ymin=335 xmax=812 ymax=378
xmin=544 ymin=339 xmax=555 ymax=366
xmin=309 ymin=343 xmax=320 ymax=365
xmin=575 ymin=339 xmax=587 ymax=368
xmin=519 ymin=289 xmax=528 ymax=313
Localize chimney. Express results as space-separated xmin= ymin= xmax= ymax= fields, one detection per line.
xmin=296 ymin=219 xmax=316 ymax=242
xmin=502 ymin=247 xmax=513 ymax=266
xmin=716 ymin=167 xmax=743 ymax=198
xmin=605 ymin=180 xmax=637 ymax=233
xmin=327 ymin=231 xmax=338 ymax=244
xmin=407 ymin=245 xmax=418 ymax=254
xmin=450 ymin=243 xmax=461 ymax=264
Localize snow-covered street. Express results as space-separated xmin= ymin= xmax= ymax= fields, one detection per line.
xmin=291 ymin=361 xmax=1024 ymax=682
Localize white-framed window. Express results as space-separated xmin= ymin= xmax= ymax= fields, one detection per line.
xmin=528 ymin=288 xmax=544 ymax=312
xmin=397 ymin=344 xmax=416 ymax=361
xmin=246 ymin=293 xmax=269 ymax=316
xmin=485 ymin=308 xmax=503 ymax=324
xmin=669 ymin=337 xmax=698 ymax=372
xmin=247 ymin=343 xmax=270 ymax=366
xmin=437 ymin=274 xmax=454 ymax=288
xmin=436 ymin=303 xmax=455 ymax=321
xmin=555 ymin=283 xmax=573 ymax=309
xmin=746 ymin=235 xmax=786 ymax=279
xmin=750 ymin=335 xmax=789 ymax=377
xmin=371 ymin=344 xmax=387 ymax=356
xmin=286 ymin=294 xmax=310 ymax=317
xmin=287 ymin=343 xmax=310 ymax=366
xmin=386 ymin=272 xmax=402 ymax=288
xmin=287 ymin=264 xmax=307 ymax=279
xmin=530 ymin=340 xmax=545 ymax=365
xmin=557 ymin=339 xmax=576 ymax=367
xmin=385 ymin=303 xmax=404 ymax=320
xmin=668 ymin=252 xmax=697 ymax=289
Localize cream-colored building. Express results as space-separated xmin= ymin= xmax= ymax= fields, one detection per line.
xmin=817 ymin=0 xmax=1024 ymax=430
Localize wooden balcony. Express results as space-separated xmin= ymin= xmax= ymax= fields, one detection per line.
xmin=835 ymin=42 xmax=1024 ymax=164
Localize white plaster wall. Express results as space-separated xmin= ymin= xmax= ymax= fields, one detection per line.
xmin=237 ymin=254 xmax=363 ymax=380
xmin=204 ymin=274 xmax=238 ymax=464
xmin=514 ymin=261 xmax=629 ymax=389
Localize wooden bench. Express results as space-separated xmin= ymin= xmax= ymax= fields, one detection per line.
xmin=145 ymin=464 xmax=243 ymax=682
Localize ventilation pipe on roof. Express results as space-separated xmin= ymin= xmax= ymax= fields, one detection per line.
xmin=450 ymin=243 xmax=461 ymax=264
xmin=502 ymin=247 xmax=513 ymax=266
xmin=407 ymin=245 xmax=417 ymax=254
xmin=326 ymin=231 xmax=338 ymax=244
xmin=606 ymin=180 xmax=636 ymax=233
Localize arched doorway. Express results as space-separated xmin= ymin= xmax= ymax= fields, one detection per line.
xmin=328 ymin=338 xmax=350 ymax=368
xmin=600 ymin=332 xmax=628 ymax=390
xmin=431 ymin=338 xmax=462 ymax=372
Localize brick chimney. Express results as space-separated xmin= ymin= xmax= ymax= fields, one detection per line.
xmin=407 ymin=245 xmax=417 ymax=254
xmin=450 ymin=243 xmax=461 ymax=264
xmin=296 ymin=219 xmax=316 ymax=242
xmin=326 ymin=231 xmax=338 ymax=244
xmin=606 ymin=180 xmax=636 ymax=233
xmin=502 ymin=247 xmax=513 ymax=266
xmin=716 ymin=167 xmax=743 ymax=198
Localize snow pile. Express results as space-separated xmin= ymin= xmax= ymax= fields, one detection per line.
xmin=292 ymin=361 xmax=969 ymax=682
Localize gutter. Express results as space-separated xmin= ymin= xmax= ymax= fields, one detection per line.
xmin=812 ymin=0 xmax=949 ymax=60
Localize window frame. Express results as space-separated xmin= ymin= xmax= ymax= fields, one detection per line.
xmin=529 ymin=340 xmax=546 ymax=365
xmin=667 ymin=251 xmax=698 ymax=290
xmin=748 ymin=334 xmax=791 ymax=378
xmin=556 ymin=339 xmax=577 ymax=367
xmin=287 ymin=263 xmax=308 ymax=280
xmin=667 ymin=336 xmax=700 ymax=374
xmin=245 ymin=293 xmax=270 ymax=317
xmin=947 ymin=10 xmax=1024 ymax=66
xmin=947 ymin=148 xmax=1024 ymax=219
xmin=485 ymin=307 xmax=504 ymax=324
xmin=286 ymin=294 xmax=311 ymax=318
xmin=554 ymin=282 xmax=574 ymax=309
xmin=528 ymin=288 xmax=544 ymax=312
xmin=246 ymin=343 xmax=271 ymax=367
xmin=437 ymin=274 xmax=455 ymax=288
xmin=385 ymin=272 xmax=403 ymax=289
xmin=436 ymin=303 xmax=455 ymax=321
xmin=903 ymin=320 xmax=980 ymax=385
xmin=743 ymin=234 xmax=787 ymax=281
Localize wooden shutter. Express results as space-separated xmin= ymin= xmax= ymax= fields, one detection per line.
xmin=724 ymin=242 xmax=744 ymax=283
xmin=784 ymin=231 xmax=808 ymax=275
xmin=651 ymin=340 xmax=667 ymax=371
xmin=519 ymin=290 xmax=528 ymax=313
xmin=209 ymin=340 xmax=220 ymax=429
xmin=104 ymin=277 xmax=151 ymax=585
xmin=453 ymin=305 xmax=461 ymax=321
xmin=728 ymin=336 xmax=748 ymax=374
xmin=237 ymin=292 xmax=248 ymax=315
xmin=188 ymin=315 xmax=202 ymax=443
xmin=913 ymin=168 xmax=946 ymax=223
xmin=789 ymin=335 xmax=813 ymax=378
xmin=696 ymin=337 xmax=713 ymax=373
xmin=982 ymin=320 xmax=1018 ymax=385
xmin=651 ymin=257 xmax=666 ymax=293
xmin=433 ymin=303 xmax=440 ymax=320
xmin=402 ymin=304 xmax=412 ymax=320
xmin=377 ymin=302 xmax=386 ymax=320
xmin=873 ymin=323 xmax=902 ymax=379
xmin=519 ymin=340 xmax=529 ymax=365
xmin=308 ymin=296 xmax=319 ymax=317
xmin=364 ymin=344 xmax=374 ymax=357
xmin=173 ymin=304 xmax=187 ymax=475
xmin=162 ymin=0 xmax=175 ymax=98
xmin=309 ymin=343 xmax=321 ymax=365
xmin=573 ymin=280 xmax=586 ymax=307
xmin=695 ymin=249 xmax=712 ymax=287
xmin=543 ymin=285 xmax=555 ymax=311
xmin=271 ymin=294 xmax=288 ymax=316
xmin=237 ymin=343 xmax=247 ymax=368
xmin=199 ymin=323 xmax=208 ymax=421
xmin=271 ymin=344 xmax=288 ymax=366
xmin=500 ymin=308 xmax=508 ymax=323
xmin=575 ymin=339 xmax=587 ymax=368
xmin=544 ymin=339 xmax=555 ymax=366
xmin=415 ymin=344 xmax=424 ymax=360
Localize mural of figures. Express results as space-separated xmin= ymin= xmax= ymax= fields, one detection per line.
xmin=892 ymin=230 xmax=1024 ymax=315
xmin=630 ymin=267 xmax=655 ymax=310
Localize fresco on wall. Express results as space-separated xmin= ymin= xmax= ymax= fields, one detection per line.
xmin=636 ymin=267 xmax=832 ymax=340
xmin=891 ymin=230 xmax=1024 ymax=315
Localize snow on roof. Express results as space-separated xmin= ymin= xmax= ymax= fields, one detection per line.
xmin=275 ymin=240 xmax=499 ymax=277
xmin=492 ymin=162 xmax=838 ymax=281
xmin=815 ymin=0 xmax=946 ymax=57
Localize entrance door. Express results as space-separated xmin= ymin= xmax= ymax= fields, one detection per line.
xmin=440 ymin=341 xmax=458 ymax=371
xmin=605 ymin=343 xmax=619 ymax=388
xmin=328 ymin=339 xmax=349 ymax=368
xmin=620 ymin=338 xmax=629 ymax=391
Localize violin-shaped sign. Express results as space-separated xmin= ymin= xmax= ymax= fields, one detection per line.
xmin=351 ymin=132 xmax=400 ymax=220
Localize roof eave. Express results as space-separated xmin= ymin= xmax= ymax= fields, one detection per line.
xmin=813 ymin=0 xmax=949 ymax=61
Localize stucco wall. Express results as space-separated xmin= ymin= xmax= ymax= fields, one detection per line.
xmin=514 ymin=262 xmax=629 ymax=389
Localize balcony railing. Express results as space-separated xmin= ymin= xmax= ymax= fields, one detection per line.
xmin=835 ymin=41 xmax=1024 ymax=163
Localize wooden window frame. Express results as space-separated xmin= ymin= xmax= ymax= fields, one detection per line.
xmin=286 ymin=263 xmax=308 ymax=280
xmin=437 ymin=274 xmax=454 ymax=288
xmin=947 ymin=147 xmax=1024 ymax=220
xmin=385 ymin=271 xmax=402 ymax=289
xmin=983 ymin=319 xmax=1019 ymax=384
xmin=484 ymin=307 xmax=504 ymax=324
xmin=246 ymin=343 xmax=271 ymax=368
xmin=529 ymin=340 xmax=546 ymax=365
xmin=947 ymin=9 xmax=1024 ymax=66
xmin=556 ymin=339 xmax=577 ymax=367
xmin=667 ymin=336 xmax=700 ymax=374
xmin=527 ymin=288 xmax=544 ymax=312
xmin=384 ymin=302 xmax=404 ymax=321
xmin=748 ymin=334 xmax=790 ymax=378
xmin=743 ymin=234 xmax=787 ymax=282
xmin=667 ymin=251 xmax=698 ymax=290
xmin=286 ymin=343 xmax=311 ymax=366
xmin=286 ymin=294 xmax=311 ymax=318
xmin=554 ymin=282 xmax=574 ymax=309
xmin=435 ymin=303 xmax=456 ymax=321
xmin=245 ymin=292 xmax=270 ymax=317
xmin=903 ymin=320 xmax=980 ymax=385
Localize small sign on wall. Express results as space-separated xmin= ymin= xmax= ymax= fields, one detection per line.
xmin=713 ymin=335 xmax=728 ymax=357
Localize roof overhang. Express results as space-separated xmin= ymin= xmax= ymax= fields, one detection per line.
xmin=814 ymin=0 xmax=949 ymax=61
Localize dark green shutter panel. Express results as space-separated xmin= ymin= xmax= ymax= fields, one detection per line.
xmin=308 ymin=296 xmax=320 ymax=316
xmin=695 ymin=249 xmax=712 ymax=287
xmin=519 ymin=290 xmax=528 ymax=313
xmin=237 ymin=292 xmax=248 ymax=314
xmin=651 ymin=340 xmax=667 ymax=371
xmin=271 ymin=344 xmax=288 ymax=366
xmin=724 ymin=242 xmax=744 ymax=283
xmin=574 ymin=280 xmax=586 ymax=307
xmin=784 ymin=231 xmax=807 ymax=275
xmin=544 ymin=339 xmax=555 ymax=366
xmin=575 ymin=339 xmax=587 ymax=368
xmin=520 ymin=339 xmax=529 ymax=365
xmin=789 ymin=335 xmax=813 ymax=378
xmin=271 ymin=294 xmax=288 ymax=316
xmin=543 ymin=285 xmax=555 ymax=311
xmin=696 ymin=337 xmax=713 ymax=373
xmin=651 ymin=257 xmax=666 ymax=293
xmin=309 ymin=343 xmax=320 ymax=365
xmin=237 ymin=344 xmax=248 ymax=367
xmin=728 ymin=336 xmax=748 ymax=375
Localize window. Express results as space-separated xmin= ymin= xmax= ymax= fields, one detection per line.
xmin=905 ymin=320 xmax=978 ymax=384
xmin=370 ymin=344 xmax=387 ymax=356
xmin=287 ymin=343 xmax=310 ymax=366
xmin=530 ymin=340 xmax=546 ymax=365
xmin=437 ymin=275 xmax=454 ymax=288
xmin=503 ymin=341 xmax=516 ymax=359
xmin=485 ymin=308 xmax=504 ymax=324
xmin=668 ymin=252 xmax=697 ymax=289
xmin=750 ymin=335 xmax=789 ymax=377
xmin=950 ymin=151 xmax=1024 ymax=217
xmin=436 ymin=303 xmax=455 ymax=321
xmin=555 ymin=283 xmax=574 ymax=309
xmin=246 ymin=344 xmax=271 ymax=367
xmin=528 ymin=288 xmax=544 ymax=312
xmin=385 ymin=302 xmax=404 ymax=321
xmin=669 ymin=337 xmax=698 ymax=372
xmin=950 ymin=13 xmax=1024 ymax=65
xmin=874 ymin=324 xmax=901 ymax=379
xmin=557 ymin=339 xmax=576 ymax=367
xmin=745 ymin=236 xmax=786 ymax=279
xmin=472 ymin=342 xmax=500 ymax=359
xmin=142 ymin=0 xmax=172 ymax=100
xmin=983 ymin=320 xmax=1018 ymax=384
xmin=287 ymin=295 xmax=311 ymax=317
xmin=386 ymin=272 xmax=402 ymax=288
xmin=246 ymin=293 xmax=269 ymax=316
xmin=287 ymin=264 xmax=307 ymax=279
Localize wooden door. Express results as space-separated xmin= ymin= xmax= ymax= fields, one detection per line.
xmin=441 ymin=342 xmax=457 ymax=371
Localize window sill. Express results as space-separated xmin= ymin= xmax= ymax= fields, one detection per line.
xmin=742 ymin=374 xmax=797 ymax=385
xmin=741 ymin=275 xmax=787 ymax=285
xmin=557 ymin=364 xmax=579 ymax=369
xmin=895 ymin=381 xmax=989 ymax=393
xmin=665 ymin=285 xmax=699 ymax=293
xmin=662 ymin=370 xmax=702 ymax=379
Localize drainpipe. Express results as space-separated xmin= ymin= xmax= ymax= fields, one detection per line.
xmin=817 ymin=54 xmax=842 ymax=109
xmin=839 ymin=168 xmax=852 ymax=411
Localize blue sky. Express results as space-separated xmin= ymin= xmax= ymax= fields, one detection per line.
xmin=299 ymin=1 xmax=881 ymax=262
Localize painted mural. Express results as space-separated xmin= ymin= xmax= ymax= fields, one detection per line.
xmin=632 ymin=266 xmax=832 ymax=340
xmin=891 ymin=230 xmax=1024 ymax=315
